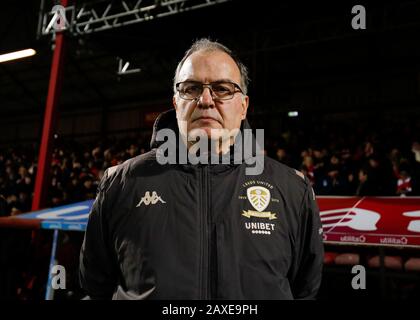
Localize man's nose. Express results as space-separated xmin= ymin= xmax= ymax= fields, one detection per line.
xmin=197 ymin=87 xmax=214 ymax=108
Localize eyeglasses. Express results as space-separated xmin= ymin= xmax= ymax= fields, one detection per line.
xmin=176 ymin=81 xmax=244 ymax=101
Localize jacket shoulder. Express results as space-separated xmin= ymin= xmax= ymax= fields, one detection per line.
xmin=102 ymin=149 xmax=175 ymax=190
xmin=263 ymin=156 xmax=311 ymax=192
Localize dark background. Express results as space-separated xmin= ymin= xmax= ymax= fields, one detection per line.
xmin=1 ymin=0 xmax=419 ymax=144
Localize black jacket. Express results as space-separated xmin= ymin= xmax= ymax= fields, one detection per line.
xmin=79 ymin=109 xmax=324 ymax=300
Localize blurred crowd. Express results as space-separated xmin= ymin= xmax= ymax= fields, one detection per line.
xmin=269 ymin=141 xmax=420 ymax=197
xmin=1 ymin=125 xmax=420 ymax=217
xmin=0 ymin=137 xmax=149 ymax=217
xmin=263 ymin=116 xmax=420 ymax=197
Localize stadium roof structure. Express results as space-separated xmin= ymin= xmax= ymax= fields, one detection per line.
xmin=1 ymin=0 xmax=420 ymax=118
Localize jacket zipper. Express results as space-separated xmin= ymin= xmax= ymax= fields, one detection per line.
xmin=200 ymin=165 xmax=212 ymax=299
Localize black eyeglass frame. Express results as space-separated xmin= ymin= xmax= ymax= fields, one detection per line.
xmin=175 ymin=80 xmax=244 ymax=101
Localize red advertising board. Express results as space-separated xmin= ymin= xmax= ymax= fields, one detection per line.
xmin=318 ymin=196 xmax=420 ymax=247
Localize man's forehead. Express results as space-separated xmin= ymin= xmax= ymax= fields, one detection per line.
xmin=178 ymin=50 xmax=241 ymax=82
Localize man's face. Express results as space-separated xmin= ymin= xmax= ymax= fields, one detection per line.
xmin=173 ymin=50 xmax=249 ymax=139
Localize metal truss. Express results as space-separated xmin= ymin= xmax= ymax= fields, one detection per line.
xmin=38 ymin=0 xmax=231 ymax=37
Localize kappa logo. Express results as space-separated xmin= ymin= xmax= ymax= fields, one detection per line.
xmin=136 ymin=191 xmax=166 ymax=207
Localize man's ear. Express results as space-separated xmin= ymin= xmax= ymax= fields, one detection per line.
xmin=241 ymin=95 xmax=249 ymax=120
xmin=173 ymin=96 xmax=177 ymax=110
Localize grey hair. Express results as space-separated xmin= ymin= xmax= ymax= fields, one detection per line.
xmin=173 ymin=38 xmax=249 ymax=95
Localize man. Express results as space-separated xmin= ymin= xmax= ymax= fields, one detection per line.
xmin=79 ymin=38 xmax=324 ymax=300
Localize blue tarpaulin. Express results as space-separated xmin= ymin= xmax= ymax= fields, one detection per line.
xmin=14 ymin=200 xmax=94 ymax=231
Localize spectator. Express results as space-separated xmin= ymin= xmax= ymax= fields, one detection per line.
xmin=356 ymin=167 xmax=379 ymax=196
xmin=301 ymin=155 xmax=316 ymax=185
xmin=396 ymin=169 xmax=413 ymax=197
xmin=275 ymin=147 xmax=292 ymax=167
